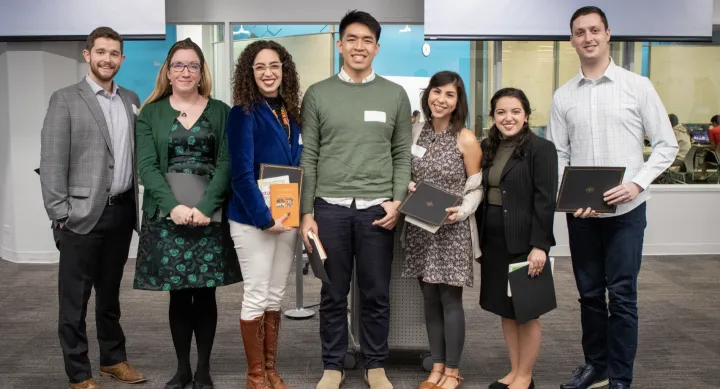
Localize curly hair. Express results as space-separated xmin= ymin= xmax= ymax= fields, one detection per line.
xmin=232 ymin=40 xmax=302 ymax=124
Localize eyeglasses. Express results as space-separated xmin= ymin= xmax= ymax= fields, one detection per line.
xmin=170 ymin=62 xmax=201 ymax=73
xmin=253 ymin=63 xmax=283 ymax=73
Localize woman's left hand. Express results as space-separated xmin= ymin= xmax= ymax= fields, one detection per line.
xmin=527 ymin=248 xmax=546 ymax=277
xmin=444 ymin=207 xmax=460 ymax=224
xmin=189 ymin=208 xmax=211 ymax=227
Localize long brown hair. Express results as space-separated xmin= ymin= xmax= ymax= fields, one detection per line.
xmin=143 ymin=38 xmax=213 ymax=106
xmin=421 ymin=71 xmax=468 ymax=135
xmin=232 ymin=40 xmax=302 ymax=124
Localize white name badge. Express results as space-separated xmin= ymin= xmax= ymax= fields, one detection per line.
xmin=364 ymin=110 xmax=387 ymax=123
xmin=411 ymin=144 xmax=427 ymax=158
xmin=298 ymin=134 xmax=303 ymax=145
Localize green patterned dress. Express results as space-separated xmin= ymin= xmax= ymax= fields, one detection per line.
xmin=133 ymin=114 xmax=242 ymax=291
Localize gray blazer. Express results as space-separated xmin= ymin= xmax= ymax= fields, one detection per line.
xmin=40 ymin=79 xmax=141 ymax=235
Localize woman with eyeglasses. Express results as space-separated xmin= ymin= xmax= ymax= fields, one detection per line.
xmin=134 ymin=38 xmax=242 ymax=389
xmin=225 ymin=40 xmax=303 ymax=389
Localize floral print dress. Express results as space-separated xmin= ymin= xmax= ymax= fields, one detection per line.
xmin=133 ymin=114 xmax=242 ymax=291
xmin=402 ymin=124 xmax=474 ymax=287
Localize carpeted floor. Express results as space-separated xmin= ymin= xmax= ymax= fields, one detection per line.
xmin=0 ymin=255 xmax=718 ymax=389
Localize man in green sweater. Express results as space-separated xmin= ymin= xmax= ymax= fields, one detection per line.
xmin=299 ymin=10 xmax=412 ymax=389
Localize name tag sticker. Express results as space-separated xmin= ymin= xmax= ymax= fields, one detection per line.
xmin=131 ymin=104 xmax=139 ymax=115
xmin=364 ymin=110 xmax=387 ymax=123
xmin=411 ymin=144 xmax=427 ymax=158
xmin=298 ymin=134 xmax=303 ymax=145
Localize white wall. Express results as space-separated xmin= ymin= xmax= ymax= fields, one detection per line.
xmin=715 ymin=0 xmax=720 ymax=24
xmin=0 ymin=43 xmax=12 ymax=259
xmin=165 ymin=0 xmax=424 ymax=24
xmin=551 ymin=185 xmax=720 ymax=257
xmin=0 ymin=42 xmax=141 ymax=263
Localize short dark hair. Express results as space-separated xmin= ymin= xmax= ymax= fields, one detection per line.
xmin=86 ymin=26 xmax=123 ymax=53
xmin=421 ymin=71 xmax=468 ymax=135
xmin=412 ymin=110 xmax=420 ymax=116
xmin=712 ymin=115 xmax=720 ymax=126
xmin=570 ymin=6 xmax=609 ymax=32
xmin=669 ymin=114 xmax=679 ymax=127
xmin=339 ymin=10 xmax=381 ymax=42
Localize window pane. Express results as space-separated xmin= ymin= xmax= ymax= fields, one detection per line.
xmin=501 ymin=41 xmax=554 ymax=136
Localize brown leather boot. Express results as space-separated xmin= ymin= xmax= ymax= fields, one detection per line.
xmin=264 ymin=310 xmax=289 ymax=389
xmin=241 ymin=316 xmax=271 ymax=389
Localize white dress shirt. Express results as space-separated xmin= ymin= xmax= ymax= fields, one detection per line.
xmin=547 ymin=58 xmax=678 ymax=217
xmin=321 ymin=67 xmax=390 ymax=210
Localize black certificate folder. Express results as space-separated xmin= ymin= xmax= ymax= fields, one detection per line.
xmin=398 ymin=181 xmax=462 ymax=226
xmin=556 ymin=166 xmax=626 ymax=214
xmin=508 ymin=260 xmax=557 ymax=324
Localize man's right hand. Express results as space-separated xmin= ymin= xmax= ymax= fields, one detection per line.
xmin=573 ymin=207 xmax=597 ymax=219
xmin=170 ymin=205 xmax=193 ymax=225
xmin=300 ymin=214 xmax=318 ymax=253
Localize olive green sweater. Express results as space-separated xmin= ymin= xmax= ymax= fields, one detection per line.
xmin=299 ymin=75 xmax=412 ymax=214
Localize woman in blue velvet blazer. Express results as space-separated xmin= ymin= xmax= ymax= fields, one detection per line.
xmin=224 ymin=40 xmax=303 ymax=389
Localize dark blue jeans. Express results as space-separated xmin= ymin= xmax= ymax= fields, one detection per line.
xmin=314 ymin=199 xmax=395 ymax=371
xmin=566 ymin=202 xmax=647 ymax=386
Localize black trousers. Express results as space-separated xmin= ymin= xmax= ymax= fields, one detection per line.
xmin=54 ymin=197 xmax=135 ymax=383
xmin=314 ymin=199 xmax=394 ymax=371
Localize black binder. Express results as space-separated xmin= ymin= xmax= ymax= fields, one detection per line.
xmin=508 ymin=260 xmax=557 ymax=324
xmin=556 ymin=166 xmax=626 ymax=213
xmin=398 ymin=181 xmax=461 ymax=226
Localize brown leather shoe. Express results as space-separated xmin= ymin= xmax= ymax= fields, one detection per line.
xmin=69 ymin=378 xmax=103 ymax=389
xmin=99 ymin=361 xmax=147 ymax=384
xmin=264 ymin=310 xmax=289 ymax=389
xmin=241 ymin=315 xmax=271 ymax=389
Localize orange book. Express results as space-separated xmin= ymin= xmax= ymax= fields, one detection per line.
xmin=269 ymin=183 xmax=300 ymax=227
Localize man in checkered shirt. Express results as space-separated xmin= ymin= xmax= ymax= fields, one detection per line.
xmin=547 ymin=6 xmax=678 ymax=389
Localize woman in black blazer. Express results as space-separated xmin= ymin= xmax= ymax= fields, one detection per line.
xmin=476 ymin=88 xmax=558 ymax=389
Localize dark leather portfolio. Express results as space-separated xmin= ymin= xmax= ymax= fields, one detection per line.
xmin=260 ymin=164 xmax=303 ymax=184
xmin=556 ymin=166 xmax=626 ymax=213
xmin=398 ymin=181 xmax=462 ymax=226
xmin=508 ymin=260 xmax=557 ymax=324
xmin=165 ymin=173 xmax=222 ymax=222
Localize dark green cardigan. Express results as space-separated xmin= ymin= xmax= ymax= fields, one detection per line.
xmin=135 ymin=97 xmax=231 ymax=219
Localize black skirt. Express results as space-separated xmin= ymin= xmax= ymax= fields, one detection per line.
xmin=479 ymin=205 xmax=530 ymax=320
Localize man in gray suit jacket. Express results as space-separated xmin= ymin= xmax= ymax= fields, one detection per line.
xmin=40 ymin=27 xmax=146 ymax=389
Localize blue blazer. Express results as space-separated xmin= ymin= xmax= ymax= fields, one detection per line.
xmin=225 ymin=102 xmax=302 ymax=228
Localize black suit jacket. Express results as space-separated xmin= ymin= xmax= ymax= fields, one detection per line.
xmin=476 ymin=133 xmax=558 ymax=255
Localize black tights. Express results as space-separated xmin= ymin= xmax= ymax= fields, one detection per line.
xmin=168 ymin=287 xmax=218 ymax=386
xmin=419 ymin=280 xmax=465 ymax=369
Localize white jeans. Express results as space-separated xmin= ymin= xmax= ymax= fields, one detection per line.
xmin=229 ymin=221 xmax=297 ymax=320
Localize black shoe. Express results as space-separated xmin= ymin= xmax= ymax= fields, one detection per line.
xmin=559 ymin=365 xmax=609 ymax=389
xmin=192 ymin=381 xmax=214 ymax=389
xmin=489 ymin=381 xmax=509 ymax=389
xmin=164 ymin=378 xmax=192 ymax=389
xmin=609 ymin=382 xmax=629 ymax=389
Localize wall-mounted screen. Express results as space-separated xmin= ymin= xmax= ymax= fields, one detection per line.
xmin=0 ymin=0 xmax=165 ymax=41
xmin=425 ymin=0 xmax=714 ymax=42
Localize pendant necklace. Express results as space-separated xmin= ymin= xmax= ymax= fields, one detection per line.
xmin=177 ymin=94 xmax=200 ymax=118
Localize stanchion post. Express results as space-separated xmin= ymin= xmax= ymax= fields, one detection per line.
xmin=284 ymin=236 xmax=315 ymax=320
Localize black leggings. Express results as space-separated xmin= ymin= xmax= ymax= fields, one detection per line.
xmin=168 ymin=287 xmax=217 ymax=383
xmin=419 ymin=280 xmax=465 ymax=369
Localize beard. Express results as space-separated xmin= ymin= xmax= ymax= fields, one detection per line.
xmin=89 ymin=60 xmax=119 ymax=82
